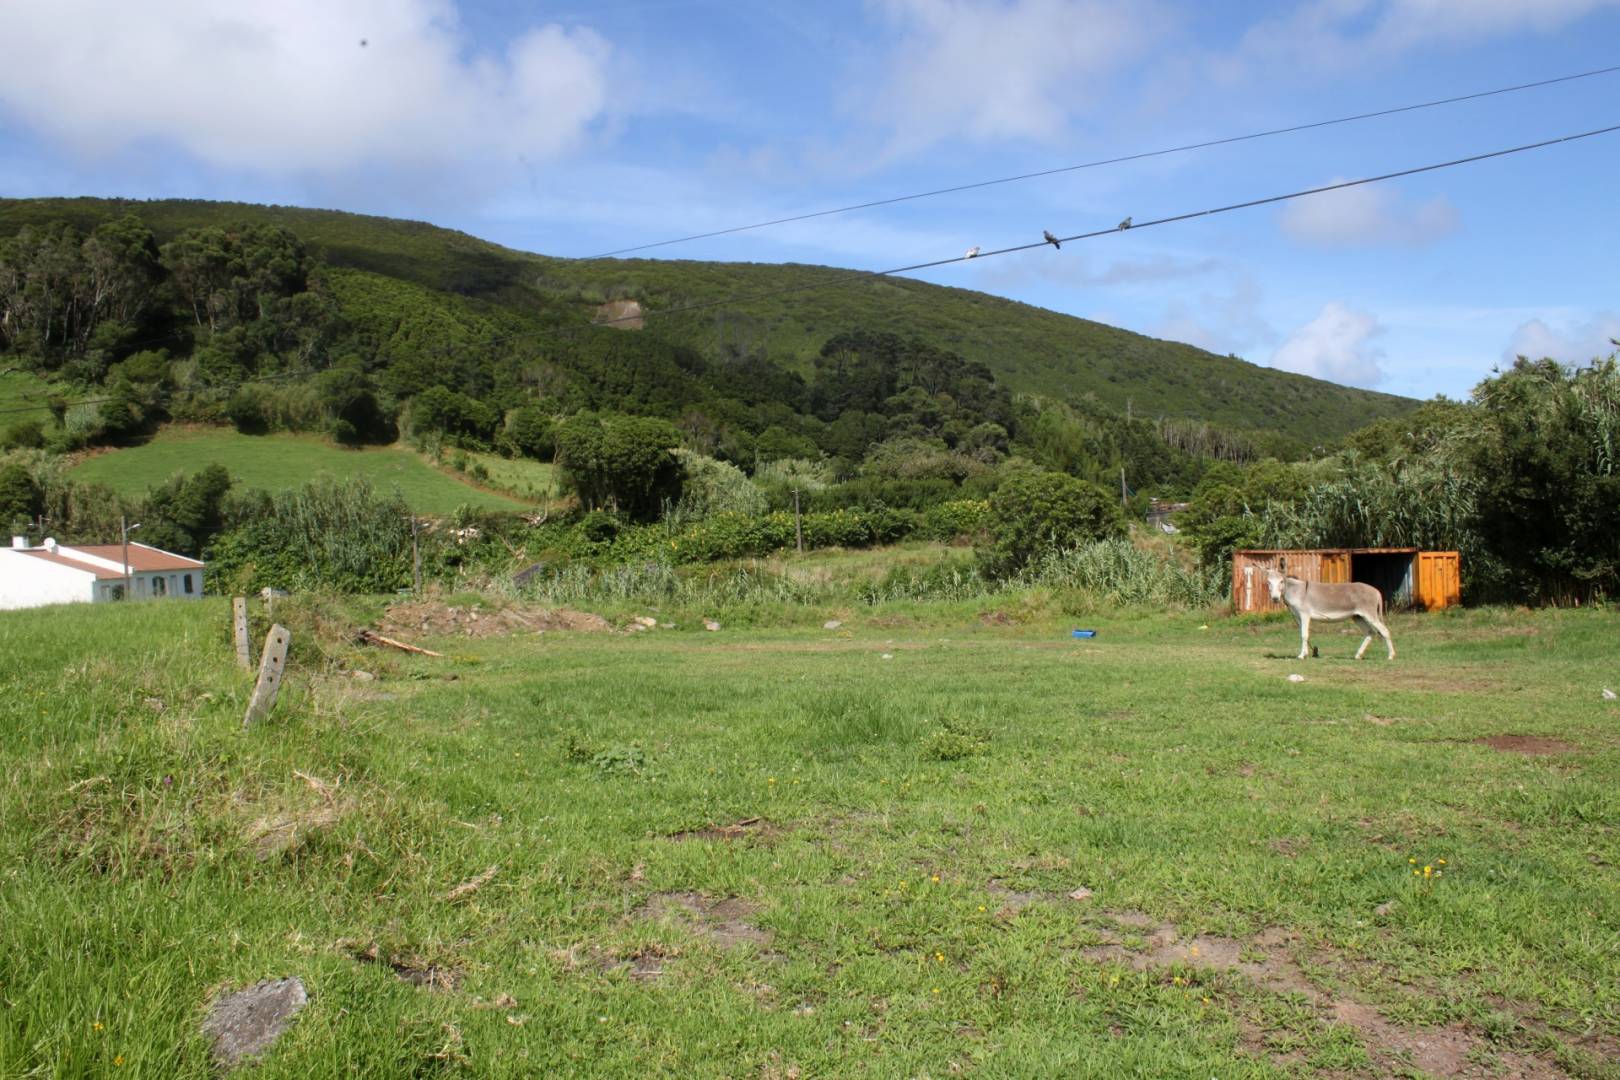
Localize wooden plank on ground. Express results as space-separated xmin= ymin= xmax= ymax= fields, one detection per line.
xmin=243 ymin=624 xmax=290 ymax=729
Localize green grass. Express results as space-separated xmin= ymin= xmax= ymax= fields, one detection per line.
xmin=68 ymin=429 xmax=533 ymax=514
xmin=0 ymin=368 xmax=63 ymax=424
xmin=448 ymin=451 xmax=557 ymax=503
xmin=3 ymin=596 xmax=1617 ymax=1078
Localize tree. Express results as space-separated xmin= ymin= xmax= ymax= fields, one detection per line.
xmin=504 ymin=405 xmax=555 ymax=460
xmin=138 ymin=465 xmax=233 ymax=555
xmin=0 ymin=463 xmax=42 ymax=528
xmin=1468 ymin=356 xmax=1620 ymax=602
xmin=554 ymin=412 xmax=683 ymax=520
xmin=979 ymin=469 xmax=1126 ymax=576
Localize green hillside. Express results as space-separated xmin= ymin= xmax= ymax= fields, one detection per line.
xmin=0 ymin=197 xmax=1414 ymax=443
xmin=70 ymin=430 xmax=530 ymax=515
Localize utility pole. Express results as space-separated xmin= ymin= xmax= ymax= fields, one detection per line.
xmin=1120 ymin=467 xmax=1128 ymax=510
xmin=410 ymin=515 xmax=422 ymax=594
xmin=120 ymin=516 xmax=140 ymax=600
xmin=793 ymin=487 xmax=804 ymax=555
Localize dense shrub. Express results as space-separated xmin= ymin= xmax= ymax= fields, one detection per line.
xmin=980 ymin=470 xmax=1125 ymax=577
xmin=206 ymin=477 xmax=415 ymax=594
xmin=673 ymin=449 xmax=767 ymax=521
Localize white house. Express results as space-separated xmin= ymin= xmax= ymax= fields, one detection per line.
xmin=0 ymin=536 xmax=205 ymax=611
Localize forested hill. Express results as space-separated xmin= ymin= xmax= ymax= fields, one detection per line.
xmin=0 ymin=197 xmax=1414 ymax=443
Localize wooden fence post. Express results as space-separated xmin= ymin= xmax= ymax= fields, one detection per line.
xmin=243 ymin=624 xmax=290 ymax=729
xmin=233 ymin=597 xmax=252 ymax=670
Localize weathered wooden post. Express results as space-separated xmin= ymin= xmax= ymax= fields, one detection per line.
xmin=243 ymin=624 xmax=290 ymax=729
xmin=233 ymin=597 xmax=252 ymax=670
xmin=793 ymin=487 xmax=804 ymax=555
xmin=411 ymin=515 xmax=422 ymax=595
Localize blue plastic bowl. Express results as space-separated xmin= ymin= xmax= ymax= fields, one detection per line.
xmin=1071 ymin=629 xmax=1097 ymax=639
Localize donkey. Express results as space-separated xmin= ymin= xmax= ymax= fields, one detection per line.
xmin=1264 ymin=568 xmax=1395 ymax=661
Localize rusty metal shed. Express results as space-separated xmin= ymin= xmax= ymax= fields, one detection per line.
xmin=1233 ymin=548 xmax=1460 ymax=614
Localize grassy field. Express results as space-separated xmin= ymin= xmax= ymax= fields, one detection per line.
xmin=0 ymin=369 xmax=62 ymax=420
xmin=2 ymin=596 xmax=1617 ymax=1078
xmin=68 ymin=429 xmax=533 ymax=514
xmin=452 ymin=451 xmax=558 ymax=503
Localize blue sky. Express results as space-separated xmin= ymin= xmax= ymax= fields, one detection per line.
xmin=2 ymin=0 xmax=1617 ymax=402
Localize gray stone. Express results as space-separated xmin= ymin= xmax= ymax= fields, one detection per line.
xmin=823 ymin=620 xmax=842 ymax=630
xmin=203 ymin=977 xmax=307 ymax=1069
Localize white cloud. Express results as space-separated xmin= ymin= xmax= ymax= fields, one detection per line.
xmin=863 ymin=0 xmax=1167 ymax=155
xmin=0 ymin=0 xmax=611 ymax=175
xmin=1271 ymin=302 xmax=1386 ymax=387
xmin=1151 ymin=275 xmax=1276 ymax=356
xmin=1235 ymin=0 xmax=1620 ymax=72
xmin=1279 ymin=183 xmax=1458 ymax=249
xmin=1504 ymin=312 xmax=1620 ymax=365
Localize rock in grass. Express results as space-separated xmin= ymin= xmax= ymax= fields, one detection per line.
xmin=1287 ymin=674 xmax=1305 ymax=683
xmin=703 ymin=619 xmax=721 ymax=632
xmin=824 ymin=620 xmax=843 ymax=630
xmin=203 ymin=977 xmax=307 ymax=1070
xmin=1603 ymin=688 xmax=1616 ymax=701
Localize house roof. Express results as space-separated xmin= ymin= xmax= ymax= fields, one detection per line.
xmin=17 ymin=549 xmax=126 ymax=580
xmin=70 ymin=544 xmax=205 ymax=571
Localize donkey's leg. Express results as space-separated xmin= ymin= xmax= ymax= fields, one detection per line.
xmin=1369 ymin=612 xmax=1395 ymax=660
xmin=1298 ymin=613 xmax=1311 ymax=660
xmin=1353 ymin=615 xmax=1373 ymax=660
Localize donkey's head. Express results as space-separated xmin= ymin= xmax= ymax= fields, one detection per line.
xmin=1264 ymin=567 xmax=1287 ymax=601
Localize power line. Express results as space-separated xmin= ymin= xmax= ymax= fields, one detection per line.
xmin=584 ymin=63 xmax=1620 ymax=259
xmin=579 ymin=121 xmax=1620 ymax=330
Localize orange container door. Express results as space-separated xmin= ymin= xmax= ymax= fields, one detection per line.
xmin=1416 ymin=552 xmax=1461 ymax=609
xmin=1319 ymin=552 xmax=1351 ymax=583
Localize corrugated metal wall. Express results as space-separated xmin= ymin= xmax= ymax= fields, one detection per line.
xmin=1415 ymin=551 xmax=1461 ymax=609
xmin=1233 ymin=550 xmax=1349 ymax=614
xmin=1234 ymin=549 xmax=1462 ymax=613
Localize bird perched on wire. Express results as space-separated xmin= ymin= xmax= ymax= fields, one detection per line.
xmin=964 ymin=246 xmax=981 ymax=259
xmin=1117 ymin=216 xmax=1132 ymax=230
xmin=1043 ymin=230 xmax=1061 ymax=250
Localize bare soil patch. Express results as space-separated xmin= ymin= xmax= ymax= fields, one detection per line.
xmin=344 ymin=941 xmax=462 ymax=991
xmin=1475 ymin=734 xmax=1578 ymax=755
xmin=637 ymin=892 xmax=768 ymax=948
xmin=377 ymin=601 xmax=610 ymax=639
xmin=1079 ymin=915 xmax=1566 ymax=1077
xmin=986 ymin=878 xmax=1043 ymax=918
xmin=593 ymin=299 xmax=644 ymax=329
xmin=666 ymin=816 xmax=774 ymax=843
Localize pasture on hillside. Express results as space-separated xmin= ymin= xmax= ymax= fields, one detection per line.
xmin=67 ymin=429 xmax=533 ymax=515
xmin=1 ymin=598 xmax=1617 ymax=1078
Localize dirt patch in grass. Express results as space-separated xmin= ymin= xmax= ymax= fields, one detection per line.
xmin=601 ymin=947 xmax=677 ymax=981
xmin=345 ymin=941 xmax=463 ymax=992
xmin=665 ymin=816 xmax=774 ymax=842
xmin=987 ymin=878 xmax=1043 ymax=917
xmin=1475 ymin=735 xmax=1578 ymax=756
xmin=1079 ymin=916 xmax=1566 ymax=1078
xmin=637 ymin=892 xmax=769 ymax=948
xmin=377 ymin=601 xmax=611 ymax=639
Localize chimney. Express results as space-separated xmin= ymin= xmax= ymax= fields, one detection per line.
xmin=10 ymin=536 xmax=25 ymax=550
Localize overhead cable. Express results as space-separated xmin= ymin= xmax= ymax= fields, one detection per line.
xmin=583 ymin=64 xmax=1620 ymax=259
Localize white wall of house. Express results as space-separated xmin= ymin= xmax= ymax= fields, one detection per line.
xmin=120 ymin=568 xmax=205 ymax=600
xmin=0 ymin=550 xmax=96 ymax=611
